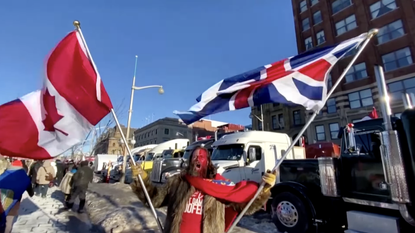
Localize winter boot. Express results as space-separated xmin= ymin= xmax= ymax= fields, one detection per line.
xmin=65 ymin=202 xmax=74 ymax=211
xmin=78 ymin=199 xmax=86 ymax=213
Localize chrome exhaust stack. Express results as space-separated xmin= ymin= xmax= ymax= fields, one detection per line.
xmin=375 ymin=65 xmax=415 ymax=226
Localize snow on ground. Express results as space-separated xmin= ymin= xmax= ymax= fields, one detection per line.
xmin=86 ymin=183 xmax=279 ymax=233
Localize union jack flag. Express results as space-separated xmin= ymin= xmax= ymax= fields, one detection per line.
xmin=203 ymin=178 xmax=235 ymax=186
xmin=174 ymin=33 xmax=368 ymax=125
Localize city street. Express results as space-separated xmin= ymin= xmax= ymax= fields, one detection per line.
xmin=10 ymin=186 xmax=93 ymax=233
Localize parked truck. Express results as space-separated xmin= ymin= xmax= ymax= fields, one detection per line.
xmin=150 ymin=130 xmax=245 ymax=183
xmin=211 ymin=131 xmax=306 ymax=183
xmin=269 ymin=66 xmax=415 ymax=233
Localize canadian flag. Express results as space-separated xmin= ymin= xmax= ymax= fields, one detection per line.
xmin=0 ymin=30 xmax=113 ymax=160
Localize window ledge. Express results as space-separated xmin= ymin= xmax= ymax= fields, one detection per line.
xmin=383 ymin=63 xmax=415 ymax=74
xmin=344 ymin=76 xmax=369 ymax=84
xmin=370 ymin=7 xmax=399 ymax=22
xmin=332 ymin=3 xmax=354 ymax=17
xmin=376 ymin=33 xmax=407 ymax=47
xmin=313 ymin=21 xmax=322 ymax=27
xmin=335 ymin=27 xmax=358 ymax=38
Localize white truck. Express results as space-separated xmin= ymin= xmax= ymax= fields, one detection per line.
xmin=211 ymin=131 xmax=305 ymax=183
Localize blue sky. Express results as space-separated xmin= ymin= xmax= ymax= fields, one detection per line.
xmin=0 ymin=0 xmax=297 ymax=129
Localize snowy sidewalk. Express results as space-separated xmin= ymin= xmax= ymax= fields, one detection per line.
xmin=11 ymin=186 xmax=93 ymax=233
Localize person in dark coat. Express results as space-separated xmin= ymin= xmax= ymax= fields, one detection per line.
xmin=28 ymin=160 xmax=43 ymax=193
xmin=55 ymin=161 xmax=65 ymax=185
xmin=65 ymin=161 xmax=93 ymax=213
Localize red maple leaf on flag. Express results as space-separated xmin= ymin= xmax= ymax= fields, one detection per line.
xmin=42 ymin=90 xmax=68 ymax=136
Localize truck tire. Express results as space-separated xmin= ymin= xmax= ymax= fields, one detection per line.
xmin=272 ymin=192 xmax=310 ymax=233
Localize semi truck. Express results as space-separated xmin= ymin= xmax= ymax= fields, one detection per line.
xmin=150 ymin=130 xmax=240 ymax=183
xmin=269 ymin=66 xmax=415 ymax=233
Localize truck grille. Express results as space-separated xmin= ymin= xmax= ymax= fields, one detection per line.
xmin=151 ymin=159 xmax=163 ymax=182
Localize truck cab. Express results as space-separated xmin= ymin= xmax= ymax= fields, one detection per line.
xmin=211 ymin=131 xmax=306 ymax=184
xmin=151 ymin=139 xmax=214 ymax=183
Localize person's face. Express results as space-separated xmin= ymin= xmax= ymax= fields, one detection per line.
xmin=190 ymin=148 xmax=208 ymax=177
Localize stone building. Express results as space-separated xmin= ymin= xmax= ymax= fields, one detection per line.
xmin=252 ymin=0 xmax=415 ymax=145
xmin=93 ymin=124 xmax=137 ymax=155
xmin=133 ymin=118 xmax=243 ymax=147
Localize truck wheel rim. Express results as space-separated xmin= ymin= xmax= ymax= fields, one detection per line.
xmin=276 ymin=201 xmax=298 ymax=228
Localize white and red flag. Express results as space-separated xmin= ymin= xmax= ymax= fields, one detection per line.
xmin=357 ymin=106 xmax=379 ymax=122
xmin=0 ymin=30 xmax=113 ymax=159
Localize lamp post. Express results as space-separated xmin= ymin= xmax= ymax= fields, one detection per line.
xmin=120 ymin=55 xmax=164 ymax=183
xmin=249 ymin=105 xmax=264 ymax=131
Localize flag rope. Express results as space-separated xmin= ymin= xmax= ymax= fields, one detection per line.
xmin=71 ymin=21 xmax=164 ymax=232
xmin=226 ymin=28 xmax=379 ymax=233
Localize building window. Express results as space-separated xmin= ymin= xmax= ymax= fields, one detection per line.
xmin=311 ymin=0 xmax=319 ymax=6
xmin=327 ymin=98 xmax=336 ymax=114
xmin=348 ymin=89 xmax=373 ymax=109
xmin=377 ymin=20 xmax=405 ymax=45
xmin=293 ymin=110 xmax=301 ymax=126
xmin=387 ymin=77 xmax=415 ymax=102
xmin=272 ymin=115 xmax=277 ymax=130
xmin=335 ymin=15 xmax=357 ymax=36
xmin=369 ymin=0 xmax=397 ymax=19
xmin=329 ymin=123 xmax=340 ymax=139
xmin=155 ymin=129 xmax=158 ymax=134
xmin=382 ymin=47 xmax=413 ymax=72
xmin=164 ymin=128 xmax=169 ymax=135
xmin=313 ymin=11 xmax=322 ymax=25
xmin=305 ymin=37 xmax=313 ymax=50
xmin=316 ymin=30 xmax=325 ymax=45
xmin=112 ymin=143 xmax=115 ymax=146
xmin=315 ymin=125 xmax=326 ymax=141
xmin=300 ymin=0 xmax=307 ymax=13
xmin=258 ymin=121 xmax=263 ymax=130
xmin=278 ymin=114 xmax=284 ymax=129
xmin=345 ymin=62 xmax=367 ymax=83
xmin=302 ymin=18 xmax=310 ymax=31
xmin=327 ymin=73 xmax=333 ymax=90
xmin=332 ymin=0 xmax=352 ymax=14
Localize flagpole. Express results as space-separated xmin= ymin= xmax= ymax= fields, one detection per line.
xmin=226 ymin=28 xmax=379 ymax=233
xmin=72 ymin=21 xmax=164 ymax=232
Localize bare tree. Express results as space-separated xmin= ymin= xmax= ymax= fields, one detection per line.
xmin=89 ymin=98 xmax=128 ymax=155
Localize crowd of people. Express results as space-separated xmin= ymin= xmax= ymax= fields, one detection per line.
xmin=0 ymin=156 xmax=95 ymax=233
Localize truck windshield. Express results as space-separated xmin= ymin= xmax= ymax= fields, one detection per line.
xmin=145 ymin=153 xmax=154 ymax=161
xmin=162 ymin=149 xmax=174 ymax=158
xmin=211 ymin=144 xmax=244 ymax=161
xmin=343 ymin=131 xmax=381 ymax=157
xmin=183 ymin=150 xmax=192 ymax=160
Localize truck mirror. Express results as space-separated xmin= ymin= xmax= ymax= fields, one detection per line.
xmin=248 ymin=147 xmax=256 ymax=162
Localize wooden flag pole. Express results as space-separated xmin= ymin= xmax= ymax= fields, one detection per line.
xmin=226 ymin=29 xmax=379 ymax=233
xmin=72 ymin=21 xmax=164 ymax=232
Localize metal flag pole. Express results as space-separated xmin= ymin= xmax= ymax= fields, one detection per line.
xmin=120 ymin=55 xmax=139 ymax=184
xmin=226 ymin=28 xmax=379 ymax=233
xmin=72 ymin=21 xmax=164 ymax=232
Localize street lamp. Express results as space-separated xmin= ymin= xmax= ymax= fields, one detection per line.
xmin=120 ymin=55 xmax=164 ymax=183
xmin=249 ymin=105 xmax=264 ymax=131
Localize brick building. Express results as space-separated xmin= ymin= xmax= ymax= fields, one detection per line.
xmin=253 ymin=0 xmax=415 ymax=145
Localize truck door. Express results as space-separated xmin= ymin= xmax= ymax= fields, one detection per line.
xmin=243 ymin=144 xmax=264 ymax=183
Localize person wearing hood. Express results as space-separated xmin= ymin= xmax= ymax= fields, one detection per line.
xmin=29 ymin=160 xmax=43 ymax=193
xmin=65 ymin=160 xmax=93 ymax=213
xmin=36 ymin=160 xmax=56 ymax=198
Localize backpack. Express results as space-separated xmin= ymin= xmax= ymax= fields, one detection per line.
xmin=43 ymin=167 xmax=54 ymax=181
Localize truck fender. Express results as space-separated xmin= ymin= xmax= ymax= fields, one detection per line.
xmin=271 ymin=181 xmax=317 ymax=219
